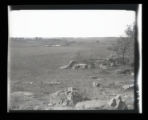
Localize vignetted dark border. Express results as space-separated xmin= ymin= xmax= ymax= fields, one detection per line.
xmin=0 ymin=1 xmax=143 ymax=120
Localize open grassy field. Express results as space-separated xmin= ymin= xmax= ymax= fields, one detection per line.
xmin=9 ymin=37 xmax=134 ymax=110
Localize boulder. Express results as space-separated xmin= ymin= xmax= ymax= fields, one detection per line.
xmin=49 ymin=87 xmax=88 ymax=107
xmin=59 ymin=65 xmax=69 ymax=69
xmin=59 ymin=60 xmax=77 ymax=69
xmin=108 ymin=95 xmax=128 ymax=110
xmin=72 ymin=63 xmax=88 ymax=70
xmin=75 ymin=100 xmax=108 ymax=110
xmin=108 ymin=98 xmax=116 ymax=107
xmin=67 ymin=60 xmax=77 ymax=68
xmin=115 ymin=96 xmax=128 ymax=110
xmin=76 ymin=95 xmax=128 ymax=110
xmin=99 ymin=64 xmax=107 ymax=70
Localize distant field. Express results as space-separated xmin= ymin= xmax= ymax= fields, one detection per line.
xmin=9 ymin=37 xmax=134 ymax=110
xmin=10 ymin=38 xmax=111 ymax=93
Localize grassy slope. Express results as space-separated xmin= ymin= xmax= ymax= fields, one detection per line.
xmin=9 ymin=38 xmax=134 ymax=110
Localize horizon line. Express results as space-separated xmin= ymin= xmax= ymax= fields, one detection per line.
xmin=10 ymin=36 xmax=128 ymax=38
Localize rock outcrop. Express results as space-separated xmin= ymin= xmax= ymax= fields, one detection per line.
xmin=75 ymin=95 xmax=128 ymax=110
xmin=59 ymin=60 xmax=96 ymax=70
xmin=49 ymin=87 xmax=89 ymax=107
xmin=75 ymin=99 xmax=108 ymax=110
xmin=59 ymin=60 xmax=77 ymax=69
xmin=108 ymin=95 xmax=128 ymax=110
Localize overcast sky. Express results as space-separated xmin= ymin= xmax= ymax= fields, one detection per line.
xmin=9 ymin=10 xmax=135 ymax=38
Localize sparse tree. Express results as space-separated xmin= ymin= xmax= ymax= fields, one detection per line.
xmin=110 ymin=24 xmax=135 ymax=65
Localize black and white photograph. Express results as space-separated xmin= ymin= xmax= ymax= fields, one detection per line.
xmin=7 ymin=4 xmax=142 ymax=112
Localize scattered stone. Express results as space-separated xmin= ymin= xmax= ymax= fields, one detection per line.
xmin=122 ymin=84 xmax=134 ymax=91
xmin=24 ymin=81 xmax=33 ymax=85
xmin=99 ymin=64 xmax=107 ymax=70
xmin=72 ymin=63 xmax=88 ymax=70
xmin=89 ymin=76 xmax=98 ymax=79
xmin=92 ymin=81 xmax=101 ymax=87
xmin=48 ymin=81 xmax=61 ymax=85
xmin=115 ymin=68 xmax=133 ymax=75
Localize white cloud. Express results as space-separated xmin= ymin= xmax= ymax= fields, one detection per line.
xmin=9 ymin=10 xmax=135 ymax=37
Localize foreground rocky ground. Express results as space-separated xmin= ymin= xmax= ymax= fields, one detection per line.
xmin=9 ymin=61 xmax=134 ymax=110
xmin=9 ymin=38 xmax=135 ymax=111
xmin=9 ymin=79 xmax=134 ymax=110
